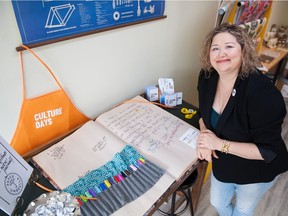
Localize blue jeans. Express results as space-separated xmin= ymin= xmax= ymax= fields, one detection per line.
xmin=210 ymin=172 xmax=276 ymax=216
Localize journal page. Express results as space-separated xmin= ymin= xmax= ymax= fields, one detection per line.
xmin=32 ymin=120 xmax=127 ymax=189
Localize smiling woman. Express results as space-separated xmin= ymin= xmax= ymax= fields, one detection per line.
xmin=209 ymin=33 xmax=242 ymax=75
xmin=209 ymin=32 xmax=242 ymax=115
xmin=196 ymin=23 xmax=288 ymax=216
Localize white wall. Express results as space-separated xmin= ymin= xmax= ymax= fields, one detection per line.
xmin=1 ymin=1 xmax=287 ymax=145
xmin=0 ymin=1 xmax=219 ymax=143
xmin=267 ymin=0 xmax=288 ymax=31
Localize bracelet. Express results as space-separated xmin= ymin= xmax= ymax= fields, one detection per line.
xmin=221 ymin=140 xmax=230 ymax=154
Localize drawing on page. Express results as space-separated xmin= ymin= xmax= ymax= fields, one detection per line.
xmin=45 ymin=4 xmax=75 ymax=28
xmin=4 ymin=173 xmax=23 ymax=195
xmin=144 ymin=5 xmax=155 ymax=14
xmin=137 ymin=0 xmax=141 ymax=16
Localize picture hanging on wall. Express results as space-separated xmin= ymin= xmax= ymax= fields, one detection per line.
xmin=12 ymin=0 xmax=166 ymax=50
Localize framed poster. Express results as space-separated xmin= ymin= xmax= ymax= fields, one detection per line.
xmin=12 ymin=0 xmax=165 ymax=49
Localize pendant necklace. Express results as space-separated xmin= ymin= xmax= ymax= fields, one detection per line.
xmin=218 ymin=85 xmax=232 ymax=115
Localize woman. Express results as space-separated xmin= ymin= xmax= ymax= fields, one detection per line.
xmin=197 ymin=23 xmax=288 ymax=216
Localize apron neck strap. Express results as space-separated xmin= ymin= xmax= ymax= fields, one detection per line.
xmin=19 ymin=51 xmax=26 ymax=99
xmin=19 ymin=45 xmax=64 ymax=99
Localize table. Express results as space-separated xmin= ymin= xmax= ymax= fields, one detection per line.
xmin=260 ymin=46 xmax=288 ymax=83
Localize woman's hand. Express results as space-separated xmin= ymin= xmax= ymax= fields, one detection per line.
xmin=197 ymin=129 xmax=222 ymax=151
xmin=197 ymin=147 xmax=213 ymax=162
xmin=197 ymin=147 xmax=218 ymax=162
xmin=197 ymin=118 xmax=219 ymax=161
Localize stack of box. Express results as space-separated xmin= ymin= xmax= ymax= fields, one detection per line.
xmin=145 ymin=78 xmax=182 ymax=106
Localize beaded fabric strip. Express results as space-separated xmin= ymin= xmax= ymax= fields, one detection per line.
xmin=62 ymin=145 xmax=165 ymax=215
xmin=81 ymin=160 xmax=165 ymax=216
xmin=63 ymin=145 xmax=143 ymax=196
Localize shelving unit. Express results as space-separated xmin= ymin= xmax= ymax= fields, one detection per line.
xmin=216 ymin=0 xmax=273 ymax=53
xmin=216 ymin=1 xmax=288 ymax=84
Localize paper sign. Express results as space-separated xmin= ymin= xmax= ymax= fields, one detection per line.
xmin=0 ymin=136 xmax=33 ymax=215
xmin=179 ymin=128 xmax=199 ymax=149
xmin=158 ymin=78 xmax=175 ymax=95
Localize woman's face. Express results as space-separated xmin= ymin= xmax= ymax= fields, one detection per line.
xmin=209 ymin=32 xmax=242 ymax=76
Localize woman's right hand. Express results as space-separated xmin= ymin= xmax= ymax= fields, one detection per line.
xmin=197 ymin=147 xmax=212 ymax=162
xmin=197 ymin=147 xmax=218 ymax=162
xmin=197 ymin=118 xmax=218 ymax=161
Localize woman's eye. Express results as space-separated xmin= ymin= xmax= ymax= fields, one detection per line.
xmin=211 ymin=47 xmax=219 ymax=51
xmin=226 ymin=45 xmax=233 ymax=49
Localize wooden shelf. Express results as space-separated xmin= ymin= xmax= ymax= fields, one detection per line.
xmin=260 ymin=46 xmax=288 ymax=71
xmin=260 ymin=46 xmax=288 ymax=83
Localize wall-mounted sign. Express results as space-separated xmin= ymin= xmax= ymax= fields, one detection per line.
xmin=12 ymin=0 xmax=165 ymax=48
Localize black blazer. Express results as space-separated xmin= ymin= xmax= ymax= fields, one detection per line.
xmin=198 ymin=69 xmax=288 ymax=184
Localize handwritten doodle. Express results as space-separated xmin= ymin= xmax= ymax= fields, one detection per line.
xmin=147 ymin=139 xmax=164 ymax=153
xmin=4 ymin=173 xmax=23 ymax=195
xmin=0 ymin=154 xmax=14 ymax=175
xmin=46 ymin=144 xmax=65 ymax=160
xmin=92 ymin=136 xmax=107 ymax=152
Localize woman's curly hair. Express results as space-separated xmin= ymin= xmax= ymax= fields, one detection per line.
xmin=200 ymin=23 xmax=262 ymax=78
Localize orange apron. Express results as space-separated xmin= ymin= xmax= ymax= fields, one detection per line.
xmin=10 ymin=45 xmax=90 ymax=157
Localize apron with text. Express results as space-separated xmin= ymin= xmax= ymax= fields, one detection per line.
xmin=10 ymin=45 xmax=90 ymax=156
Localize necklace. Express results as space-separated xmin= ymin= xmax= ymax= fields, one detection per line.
xmin=217 ymin=74 xmax=238 ymax=114
xmin=218 ymin=84 xmax=233 ymax=115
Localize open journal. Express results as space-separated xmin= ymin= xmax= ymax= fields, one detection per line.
xmin=31 ymin=95 xmax=199 ymax=215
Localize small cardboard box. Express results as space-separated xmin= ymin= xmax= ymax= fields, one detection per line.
xmin=145 ymin=86 xmax=159 ymax=102
xmin=160 ymin=94 xmax=177 ymax=106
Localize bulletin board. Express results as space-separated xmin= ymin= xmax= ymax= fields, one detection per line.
xmin=12 ymin=0 xmax=166 ymax=51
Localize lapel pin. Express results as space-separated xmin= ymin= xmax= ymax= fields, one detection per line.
xmin=232 ymin=89 xmax=236 ymax=96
